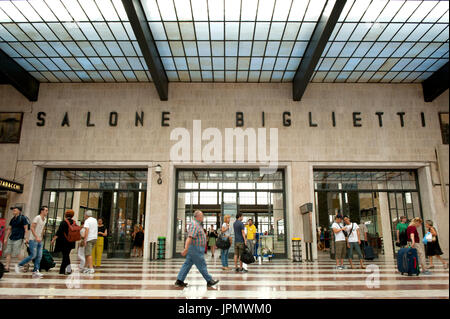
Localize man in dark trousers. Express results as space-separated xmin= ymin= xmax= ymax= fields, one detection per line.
xmin=233 ymin=212 xmax=248 ymax=273
xmin=175 ymin=210 xmax=219 ymax=288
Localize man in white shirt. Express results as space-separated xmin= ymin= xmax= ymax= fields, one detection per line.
xmin=83 ymin=210 xmax=98 ymax=274
xmin=15 ymin=206 xmax=48 ymax=278
xmin=332 ymin=215 xmax=347 ymax=270
xmin=344 ymin=216 xmax=366 ymax=269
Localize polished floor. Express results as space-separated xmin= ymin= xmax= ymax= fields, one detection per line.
xmin=0 ymin=253 xmax=448 ymax=299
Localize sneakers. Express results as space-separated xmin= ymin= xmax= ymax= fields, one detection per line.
xmin=174 ymin=280 xmax=188 ymax=287
xmin=82 ymin=268 xmax=95 ymax=274
xmin=235 ymin=268 xmax=241 ymax=272
xmin=241 ymin=268 xmax=248 ymax=273
xmin=32 ymin=270 xmax=44 ymax=279
xmin=15 ymin=264 xmax=24 ymax=273
xmin=422 ymin=270 xmax=432 ymax=275
xmin=207 ymin=279 xmax=219 ymax=287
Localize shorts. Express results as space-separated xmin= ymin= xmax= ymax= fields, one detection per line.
xmin=4 ymin=238 xmax=23 ymax=257
xmin=335 ymin=241 xmax=347 ymax=259
xmin=85 ymin=239 xmax=97 ymax=256
xmin=234 ymin=242 xmax=245 ymax=259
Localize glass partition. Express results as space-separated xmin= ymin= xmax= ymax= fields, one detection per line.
xmin=40 ymin=169 xmax=147 ymax=258
xmin=314 ymin=169 xmax=423 ymax=259
xmin=174 ymin=169 xmax=287 ymax=258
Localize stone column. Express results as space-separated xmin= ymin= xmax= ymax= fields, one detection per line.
xmin=377 ymin=190 xmax=394 ymax=261
xmin=143 ymin=164 xmax=153 ymax=260
xmin=289 ymin=162 xmax=315 ymax=261
xmin=145 ymin=163 xmax=170 ymax=259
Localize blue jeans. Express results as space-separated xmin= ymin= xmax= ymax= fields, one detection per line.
xmin=221 ymin=248 xmax=229 ymax=267
xmin=177 ymin=246 xmax=212 ymax=282
xmin=19 ymin=240 xmax=43 ymax=272
xmin=347 ymin=242 xmax=363 ymax=260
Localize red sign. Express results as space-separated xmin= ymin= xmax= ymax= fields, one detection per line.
xmin=0 ymin=218 xmax=6 ymax=257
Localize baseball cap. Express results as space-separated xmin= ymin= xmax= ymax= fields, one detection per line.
xmin=10 ymin=205 xmax=22 ymax=211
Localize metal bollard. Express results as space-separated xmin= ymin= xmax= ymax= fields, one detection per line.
xmin=149 ymin=242 xmax=153 ymax=261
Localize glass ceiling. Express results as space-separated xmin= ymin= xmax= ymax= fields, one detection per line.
xmin=0 ymin=0 xmax=448 ymax=83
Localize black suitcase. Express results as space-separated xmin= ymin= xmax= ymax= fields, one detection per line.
xmin=240 ymin=246 xmax=256 ymax=264
xmin=364 ymin=245 xmax=376 ymax=260
xmin=40 ymin=249 xmax=56 ymax=271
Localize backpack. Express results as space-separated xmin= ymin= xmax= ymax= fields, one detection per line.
xmin=64 ymin=219 xmax=81 ymax=242
xmin=18 ymin=215 xmax=30 ymax=231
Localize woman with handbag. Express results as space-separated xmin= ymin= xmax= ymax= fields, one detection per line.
xmin=424 ymin=220 xmax=448 ymax=269
xmin=219 ymin=215 xmax=232 ymax=270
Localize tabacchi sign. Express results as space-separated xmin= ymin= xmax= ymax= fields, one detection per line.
xmin=0 ymin=178 xmax=23 ymax=193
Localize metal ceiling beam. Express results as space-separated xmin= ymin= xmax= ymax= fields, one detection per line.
xmin=422 ymin=62 xmax=449 ymax=102
xmin=122 ymin=0 xmax=168 ymax=101
xmin=0 ymin=48 xmax=40 ymax=101
xmin=293 ymin=0 xmax=347 ymax=101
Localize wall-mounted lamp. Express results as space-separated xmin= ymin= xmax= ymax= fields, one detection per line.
xmin=154 ymin=164 xmax=162 ymax=185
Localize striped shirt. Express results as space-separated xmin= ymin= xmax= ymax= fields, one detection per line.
xmin=188 ymin=219 xmax=207 ymax=247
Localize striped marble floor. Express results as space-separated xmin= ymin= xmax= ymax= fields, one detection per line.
xmin=0 ymin=255 xmax=448 ymax=299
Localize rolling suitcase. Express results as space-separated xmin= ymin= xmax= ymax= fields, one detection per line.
xmin=397 ymin=247 xmax=420 ymax=276
xmin=364 ymin=245 xmax=376 ymax=260
xmin=40 ymin=249 xmax=56 ymax=272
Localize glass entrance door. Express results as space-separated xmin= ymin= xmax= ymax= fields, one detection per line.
xmin=42 ymin=191 xmax=74 ymax=251
xmin=108 ymin=191 xmax=146 ymax=258
xmin=174 ymin=169 xmax=287 ymax=258
xmin=222 ymin=191 xmax=238 ymax=255
xmin=388 ymin=191 xmax=423 ymax=256
xmin=40 ymin=169 xmax=147 ymax=258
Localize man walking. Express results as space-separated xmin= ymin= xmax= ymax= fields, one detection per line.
xmin=15 ymin=206 xmax=48 ymax=278
xmin=82 ymin=211 xmax=98 ymax=274
xmin=175 ymin=210 xmax=219 ymax=287
xmin=344 ymin=216 xmax=366 ymax=269
xmin=245 ymin=219 xmax=257 ymax=256
xmin=3 ymin=206 xmax=29 ymax=272
xmin=233 ymin=212 xmax=248 ymax=273
xmin=332 ymin=215 xmax=347 ymax=270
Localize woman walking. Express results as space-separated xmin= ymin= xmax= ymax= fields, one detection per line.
xmin=407 ymin=217 xmax=432 ymax=275
xmin=220 ymin=215 xmax=232 ymax=270
xmin=92 ymin=217 xmax=107 ymax=267
xmin=207 ymin=225 xmax=218 ymax=258
xmin=51 ymin=210 xmax=76 ymax=275
xmin=132 ymin=225 xmax=144 ymax=257
xmin=424 ymin=220 xmax=448 ymax=269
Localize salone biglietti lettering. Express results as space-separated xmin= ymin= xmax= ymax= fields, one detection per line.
xmin=35 ymin=110 xmax=427 ymax=128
